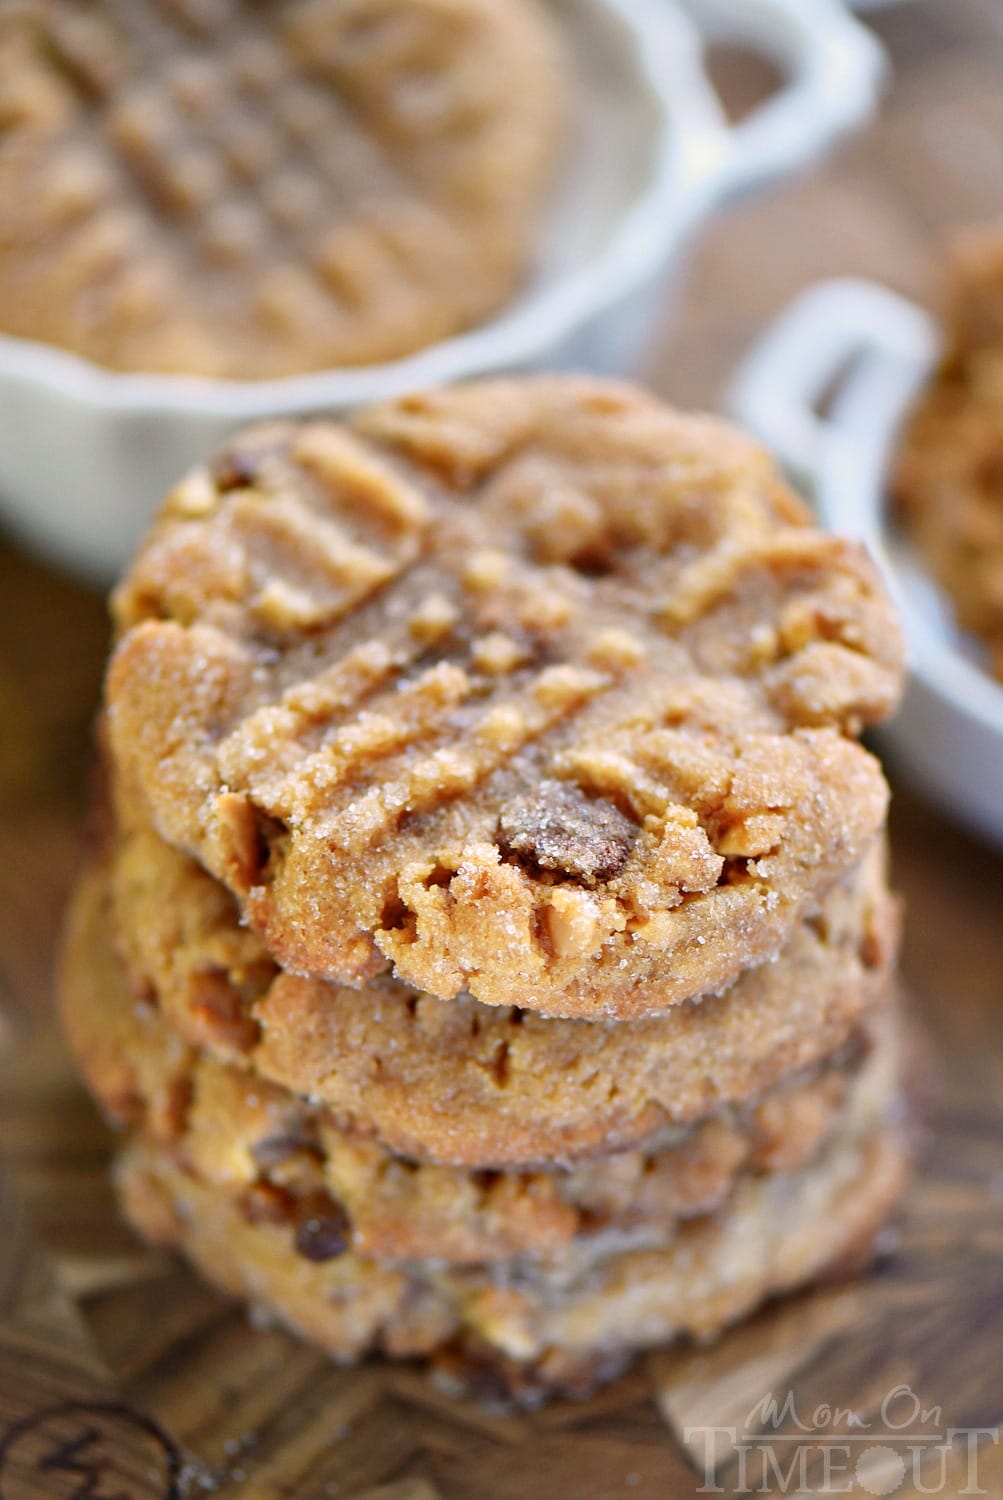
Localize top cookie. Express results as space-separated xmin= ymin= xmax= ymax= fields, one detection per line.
xmin=0 ymin=0 xmax=565 ymax=377
xmin=106 ymin=377 xmax=904 ymax=1018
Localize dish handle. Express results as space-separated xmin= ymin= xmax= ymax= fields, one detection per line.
xmin=725 ymin=278 xmax=937 ymax=489
xmin=684 ymin=0 xmax=888 ymax=201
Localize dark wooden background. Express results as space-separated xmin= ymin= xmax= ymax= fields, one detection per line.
xmin=1 ymin=3 xmax=1002 ymax=1496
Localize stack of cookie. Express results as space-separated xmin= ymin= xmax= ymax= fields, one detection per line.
xmin=61 ymin=378 xmax=910 ymax=1405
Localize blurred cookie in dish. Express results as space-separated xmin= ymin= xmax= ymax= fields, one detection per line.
xmin=893 ymin=225 xmax=1003 ymax=682
xmin=0 ymin=0 xmax=567 ymax=377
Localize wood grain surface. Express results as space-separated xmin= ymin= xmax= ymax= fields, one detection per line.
xmin=1 ymin=4 xmax=1002 ymax=1496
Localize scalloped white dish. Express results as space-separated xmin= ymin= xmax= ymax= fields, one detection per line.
xmin=0 ymin=0 xmax=885 ymax=581
xmin=728 ymin=277 xmax=1003 ymax=850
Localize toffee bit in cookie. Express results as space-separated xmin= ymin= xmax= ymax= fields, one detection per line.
xmin=293 ymin=1197 xmax=351 ymax=1262
xmin=251 ymin=1130 xmax=319 ymax=1171
xmin=240 ymin=1180 xmax=294 ymax=1226
xmin=210 ymin=428 xmax=289 ymax=492
xmin=497 ymin=781 xmax=636 ymax=886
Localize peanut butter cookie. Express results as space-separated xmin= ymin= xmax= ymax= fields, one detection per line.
xmin=0 ymin=0 xmax=565 ymax=377
xmin=893 ymin=227 xmax=1003 ymax=682
xmin=109 ymin=820 xmax=898 ymax=1165
xmin=116 ymin=1106 xmax=909 ymax=1401
xmin=106 ymin=379 xmax=904 ymax=1016
xmin=61 ymin=856 xmax=887 ymax=1266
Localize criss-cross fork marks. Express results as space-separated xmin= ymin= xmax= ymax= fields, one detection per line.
xmin=21 ymin=0 xmax=423 ymax=290
xmin=107 ymin=381 xmax=905 ymax=1009
xmin=194 ymin=486 xmax=887 ymax=870
xmin=0 ymin=0 xmax=564 ymax=374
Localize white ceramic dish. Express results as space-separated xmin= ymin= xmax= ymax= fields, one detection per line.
xmin=0 ymin=0 xmax=886 ymax=581
xmin=728 ymin=277 xmax=1003 ymax=850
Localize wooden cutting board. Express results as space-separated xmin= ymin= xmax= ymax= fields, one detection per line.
xmin=2 ymin=5 xmax=1003 ymax=1494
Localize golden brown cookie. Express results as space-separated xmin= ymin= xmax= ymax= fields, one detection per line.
xmin=106 ymin=379 xmax=905 ymax=1018
xmin=109 ymin=820 xmax=899 ymax=1166
xmin=893 ymin=227 xmax=1003 ymax=682
xmin=0 ymin=0 xmax=565 ymax=377
xmin=938 ymin=225 xmax=1003 ymax=363
xmin=61 ymin=857 xmax=887 ymax=1266
xmin=116 ymin=1109 xmax=910 ymax=1398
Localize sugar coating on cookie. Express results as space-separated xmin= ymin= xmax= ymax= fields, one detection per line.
xmin=0 ymin=0 xmax=566 ymax=377
xmin=107 ymin=378 xmax=905 ymax=1017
